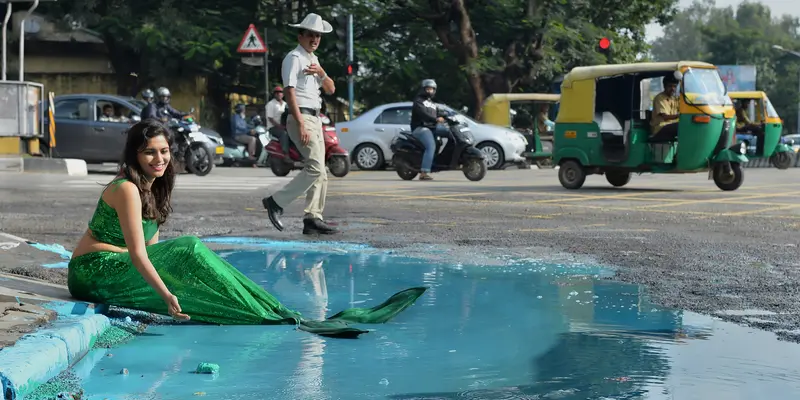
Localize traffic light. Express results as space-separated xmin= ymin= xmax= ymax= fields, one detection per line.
xmin=334 ymin=15 xmax=348 ymax=58
xmin=598 ymin=37 xmax=612 ymax=52
xmin=345 ymin=61 xmax=359 ymax=76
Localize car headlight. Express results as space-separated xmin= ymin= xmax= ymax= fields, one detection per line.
xmin=739 ymin=142 xmax=746 ymax=154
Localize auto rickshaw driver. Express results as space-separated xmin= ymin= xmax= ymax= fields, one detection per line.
xmin=734 ymin=99 xmax=766 ymax=155
xmin=650 ymin=74 xmax=680 ymax=142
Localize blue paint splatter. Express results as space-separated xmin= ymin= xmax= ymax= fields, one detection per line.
xmin=200 ymin=236 xmax=375 ymax=253
xmin=27 ymin=242 xmax=73 ymax=269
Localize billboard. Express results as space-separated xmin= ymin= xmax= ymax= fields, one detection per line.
xmin=717 ymin=65 xmax=757 ymax=92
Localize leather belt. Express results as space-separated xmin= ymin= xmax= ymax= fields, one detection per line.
xmin=299 ymin=107 xmax=319 ymax=117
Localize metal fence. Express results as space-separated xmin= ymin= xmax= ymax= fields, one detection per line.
xmin=0 ymin=81 xmax=44 ymax=137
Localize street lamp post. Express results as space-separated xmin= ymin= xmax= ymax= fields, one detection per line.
xmin=773 ymin=45 xmax=800 ymax=135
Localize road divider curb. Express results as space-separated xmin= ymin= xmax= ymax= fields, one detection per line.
xmin=0 ymin=301 xmax=109 ymax=399
xmin=742 ymin=153 xmax=800 ymax=168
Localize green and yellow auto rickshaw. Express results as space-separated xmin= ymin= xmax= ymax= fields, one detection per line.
xmin=553 ymin=61 xmax=747 ymax=191
xmin=728 ymin=91 xmax=794 ymax=169
xmin=481 ymin=93 xmax=560 ymax=165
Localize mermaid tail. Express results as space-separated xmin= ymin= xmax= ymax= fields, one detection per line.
xmin=67 ymin=236 xmax=426 ymax=338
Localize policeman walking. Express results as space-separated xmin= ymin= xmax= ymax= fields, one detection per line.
xmin=262 ymin=13 xmax=338 ymax=235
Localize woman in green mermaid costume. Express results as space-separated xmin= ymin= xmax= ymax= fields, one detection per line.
xmin=67 ymin=119 xmax=425 ymax=338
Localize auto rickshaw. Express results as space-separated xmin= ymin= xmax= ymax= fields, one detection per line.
xmin=481 ymin=93 xmax=559 ymax=166
xmin=728 ymin=91 xmax=795 ymax=169
xmin=553 ymin=61 xmax=747 ymax=191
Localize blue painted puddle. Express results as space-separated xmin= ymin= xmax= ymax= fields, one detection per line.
xmin=70 ymin=243 xmax=800 ymax=399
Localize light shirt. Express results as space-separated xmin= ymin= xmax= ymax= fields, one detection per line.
xmin=281 ymin=45 xmax=323 ymax=111
xmin=265 ymin=98 xmax=287 ymax=129
xmin=650 ymin=92 xmax=680 ymax=135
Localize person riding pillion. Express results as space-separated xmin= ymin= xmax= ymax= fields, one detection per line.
xmin=410 ymin=79 xmax=447 ymax=181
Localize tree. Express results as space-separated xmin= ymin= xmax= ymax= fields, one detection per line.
xmin=651 ymin=0 xmax=800 ymax=133
xmin=392 ymin=0 xmax=679 ymax=119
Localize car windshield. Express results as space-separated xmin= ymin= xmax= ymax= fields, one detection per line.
xmin=129 ymin=99 xmax=146 ymax=110
xmin=682 ymin=68 xmax=731 ymax=106
xmin=440 ymin=105 xmax=477 ymax=126
xmin=765 ymin=98 xmax=779 ymax=118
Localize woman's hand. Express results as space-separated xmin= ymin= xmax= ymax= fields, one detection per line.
xmin=164 ymin=293 xmax=190 ymax=321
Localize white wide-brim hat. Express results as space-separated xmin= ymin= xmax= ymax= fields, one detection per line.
xmin=288 ymin=13 xmax=333 ymax=34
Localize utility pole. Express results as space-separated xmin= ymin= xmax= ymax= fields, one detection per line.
xmin=347 ymin=14 xmax=354 ymax=120
xmin=264 ymin=28 xmax=270 ymax=106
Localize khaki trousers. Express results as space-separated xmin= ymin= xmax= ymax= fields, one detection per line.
xmin=272 ymin=113 xmax=327 ymax=220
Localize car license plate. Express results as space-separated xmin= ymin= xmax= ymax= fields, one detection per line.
xmin=215 ymin=146 xmax=224 ymax=154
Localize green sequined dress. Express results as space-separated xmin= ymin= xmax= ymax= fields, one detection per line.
xmin=67 ymin=178 xmax=425 ymax=338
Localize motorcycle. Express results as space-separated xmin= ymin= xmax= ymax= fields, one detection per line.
xmin=264 ymin=113 xmax=350 ymax=178
xmin=166 ymin=110 xmax=215 ymax=176
xmin=221 ymin=115 xmax=271 ymax=167
xmin=390 ymin=109 xmax=487 ymax=181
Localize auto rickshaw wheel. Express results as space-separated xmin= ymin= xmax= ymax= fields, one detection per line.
xmin=558 ymin=160 xmax=586 ymax=190
xmin=770 ymin=152 xmax=793 ymax=170
xmin=605 ymin=171 xmax=631 ymax=187
xmin=713 ymin=163 xmax=744 ymax=191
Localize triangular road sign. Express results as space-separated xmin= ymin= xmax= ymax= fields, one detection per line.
xmin=237 ymin=24 xmax=267 ymax=53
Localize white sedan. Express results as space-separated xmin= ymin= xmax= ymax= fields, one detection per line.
xmin=337 ymin=102 xmax=527 ymax=170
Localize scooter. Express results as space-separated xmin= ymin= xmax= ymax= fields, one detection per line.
xmin=390 ymin=108 xmax=488 ymax=181
xmin=221 ymin=115 xmax=270 ymax=167
xmin=167 ymin=112 xmax=216 ymax=176
xmin=264 ymin=113 xmax=350 ymax=178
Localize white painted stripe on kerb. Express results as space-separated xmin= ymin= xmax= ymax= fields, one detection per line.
xmin=0 ymin=232 xmax=30 ymax=243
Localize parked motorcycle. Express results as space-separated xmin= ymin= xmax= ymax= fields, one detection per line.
xmin=221 ymin=115 xmax=270 ymax=167
xmin=390 ymin=109 xmax=487 ymax=181
xmin=167 ymin=110 xmax=215 ymax=176
xmin=264 ymin=113 xmax=350 ymax=178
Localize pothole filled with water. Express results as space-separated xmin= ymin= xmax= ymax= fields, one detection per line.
xmin=64 ymin=239 xmax=800 ymax=399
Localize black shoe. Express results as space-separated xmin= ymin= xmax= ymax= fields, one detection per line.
xmin=262 ymin=196 xmax=284 ymax=231
xmin=303 ymin=218 xmax=339 ymax=235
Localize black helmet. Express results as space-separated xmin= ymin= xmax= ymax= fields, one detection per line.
xmin=234 ymin=103 xmax=246 ymax=113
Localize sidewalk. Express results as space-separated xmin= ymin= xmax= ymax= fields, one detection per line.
xmin=0 ymin=272 xmax=76 ymax=348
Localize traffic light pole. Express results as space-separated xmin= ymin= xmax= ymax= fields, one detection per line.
xmin=347 ymin=14 xmax=354 ymax=119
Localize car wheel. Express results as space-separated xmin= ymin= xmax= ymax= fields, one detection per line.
xmin=354 ymin=143 xmax=384 ymax=170
xmin=477 ymin=142 xmax=505 ymax=170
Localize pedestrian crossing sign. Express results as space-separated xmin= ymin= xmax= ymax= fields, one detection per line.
xmin=237 ymin=24 xmax=267 ymax=53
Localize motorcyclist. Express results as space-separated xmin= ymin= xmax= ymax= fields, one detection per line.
xmin=155 ymin=87 xmax=190 ymax=122
xmin=140 ymin=89 xmax=159 ymax=121
xmin=410 ymin=79 xmax=447 ymax=181
xmin=230 ymin=103 xmax=257 ymax=160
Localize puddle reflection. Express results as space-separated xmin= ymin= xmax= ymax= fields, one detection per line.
xmin=75 ymin=246 xmax=800 ymax=400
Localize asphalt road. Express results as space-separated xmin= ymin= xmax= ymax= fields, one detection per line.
xmin=1 ymin=164 xmax=800 ymax=342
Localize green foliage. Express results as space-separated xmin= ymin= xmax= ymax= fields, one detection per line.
xmin=38 ymin=0 xmax=677 ymax=118
xmin=650 ymin=0 xmax=800 ymax=133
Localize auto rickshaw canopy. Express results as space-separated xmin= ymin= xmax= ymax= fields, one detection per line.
xmin=557 ymin=61 xmax=718 ymax=124
xmin=481 ymin=93 xmax=560 ymax=127
xmin=728 ymin=91 xmax=767 ymax=101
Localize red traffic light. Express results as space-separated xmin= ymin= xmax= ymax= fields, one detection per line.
xmin=347 ymin=64 xmax=353 ymax=75
xmin=599 ymin=37 xmax=611 ymax=50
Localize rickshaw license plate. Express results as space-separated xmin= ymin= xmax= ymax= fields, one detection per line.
xmin=564 ymin=131 xmax=577 ymax=138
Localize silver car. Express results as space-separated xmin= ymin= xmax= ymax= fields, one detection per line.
xmin=337 ymin=102 xmax=527 ymax=170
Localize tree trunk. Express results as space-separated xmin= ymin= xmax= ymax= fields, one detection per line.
xmin=429 ymin=0 xmax=487 ymax=119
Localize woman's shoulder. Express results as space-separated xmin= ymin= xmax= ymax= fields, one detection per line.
xmin=101 ymin=177 xmax=140 ymax=207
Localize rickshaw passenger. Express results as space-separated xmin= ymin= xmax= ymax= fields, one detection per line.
xmin=536 ymin=104 xmax=554 ymax=138
xmin=735 ymin=99 xmax=765 ymax=154
xmin=649 ymin=74 xmax=680 ymax=142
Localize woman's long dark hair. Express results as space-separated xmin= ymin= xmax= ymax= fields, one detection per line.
xmin=118 ymin=119 xmax=176 ymax=225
